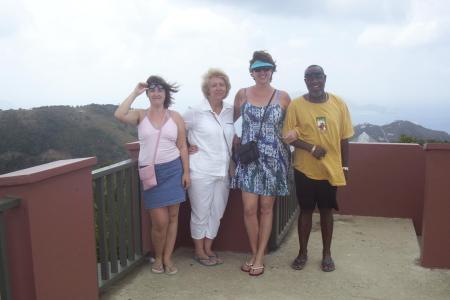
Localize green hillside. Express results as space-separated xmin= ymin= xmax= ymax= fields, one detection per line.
xmin=0 ymin=104 xmax=137 ymax=174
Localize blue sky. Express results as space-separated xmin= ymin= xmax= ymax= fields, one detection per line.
xmin=1 ymin=0 xmax=449 ymax=132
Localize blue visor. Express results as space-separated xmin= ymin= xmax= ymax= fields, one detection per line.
xmin=250 ymin=60 xmax=274 ymax=70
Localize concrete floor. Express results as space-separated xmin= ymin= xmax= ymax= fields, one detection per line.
xmin=101 ymin=215 xmax=450 ymax=300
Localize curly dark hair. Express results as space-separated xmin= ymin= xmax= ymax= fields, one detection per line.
xmin=248 ymin=50 xmax=277 ymax=73
xmin=146 ymin=75 xmax=179 ymax=108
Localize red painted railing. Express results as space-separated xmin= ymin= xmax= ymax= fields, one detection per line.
xmin=0 ymin=143 xmax=449 ymax=299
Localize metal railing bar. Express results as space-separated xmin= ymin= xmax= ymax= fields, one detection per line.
xmin=106 ymin=173 xmax=118 ymax=274
xmin=117 ymin=170 xmax=127 ymax=267
xmin=98 ymin=254 xmax=149 ymax=293
xmin=132 ymin=166 xmax=142 ymax=256
xmin=95 ymin=177 xmax=109 ymax=281
xmin=92 ymin=159 xmax=134 ymax=179
xmin=125 ymin=167 xmax=135 ymax=261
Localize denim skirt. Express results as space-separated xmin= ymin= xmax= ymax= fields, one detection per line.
xmin=142 ymin=157 xmax=186 ymax=209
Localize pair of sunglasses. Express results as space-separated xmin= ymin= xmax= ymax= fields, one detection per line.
xmin=305 ymin=73 xmax=325 ymax=80
xmin=252 ymin=67 xmax=273 ymax=73
xmin=148 ymin=83 xmax=165 ymax=91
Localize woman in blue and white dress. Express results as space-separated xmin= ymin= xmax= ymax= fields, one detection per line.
xmin=232 ymin=51 xmax=291 ymax=276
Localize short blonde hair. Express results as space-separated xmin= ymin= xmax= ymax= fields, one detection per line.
xmin=201 ymin=68 xmax=231 ymax=99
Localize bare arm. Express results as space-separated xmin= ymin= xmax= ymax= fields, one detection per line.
xmin=279 ymin=90 xmax=291 ymax=110
xmin=341 ymin=138 xmax=349 ymax=180
xmin=341 ymin=138 xmax=349 ymax=167
xmin=172 ymin=111 xmax=190 ymax=189
xmin=291 ymin=139 xmax=327 ymax=160
xmin=233 ymin=88 xmax=245 ymax=121
xmin=232 ymin=88 xmax=246 ymax=152
xmin=114 ymin=82 xmax=148 ymax=126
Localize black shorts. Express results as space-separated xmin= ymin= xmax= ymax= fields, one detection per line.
xmin=294 ymin=169 xmax=338 ymax=210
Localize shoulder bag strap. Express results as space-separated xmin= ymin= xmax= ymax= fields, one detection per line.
xmin=255 ymin=89 xmax=276 ymax=142
xmin=148 ymin=110 xmax=168 ymax=164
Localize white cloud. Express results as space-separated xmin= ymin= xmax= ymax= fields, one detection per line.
xmin=357 ymin=0 xmax=450 ymax=47
xmin=1 ymin=0 xmax=450 ymax=132
xmin=357 ymin=21 xmax=439 ymax=47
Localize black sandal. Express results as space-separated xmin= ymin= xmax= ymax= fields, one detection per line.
xmin=291 ymin=255 xmax=308 ymax=270
xmin=321 ymin=257 xmax=335 ymax=272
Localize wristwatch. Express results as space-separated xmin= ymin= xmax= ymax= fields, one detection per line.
xmin=342 ymin=166 xmax=349 ymax=171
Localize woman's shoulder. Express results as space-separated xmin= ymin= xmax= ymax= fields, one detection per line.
xmin=135 ymin=109 xmax=147 ymax=124
xmin=234 ymin=88 xmax=249 ymax=107
xmin=275 ymin=89 xmax=291 ymax=109
xmin=168 ymin=109 xmax=181 ymax=119
xmin=235 ymin=88 xmax=248 ymax=99
xmin=168 ymin=110 xmax=186 ymax=126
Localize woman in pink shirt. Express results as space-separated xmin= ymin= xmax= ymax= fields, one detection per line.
xmin=115 ymin=75 xmax=190 ymax=275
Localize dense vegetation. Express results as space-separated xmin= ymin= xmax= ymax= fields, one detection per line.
xmin=2 ymin=105 xmax=449 ymax=174
xmin=398 ymin=134 xmax=450 ymax=145
xmin=0 ymin=104 xmax=137 ymax=174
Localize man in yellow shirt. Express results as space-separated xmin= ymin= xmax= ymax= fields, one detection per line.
xmin=283 ymin=65 xmax=354 ymax=272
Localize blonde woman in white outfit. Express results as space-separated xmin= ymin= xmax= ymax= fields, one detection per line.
xmin=183 ymin=68 xmax=234 ymax=266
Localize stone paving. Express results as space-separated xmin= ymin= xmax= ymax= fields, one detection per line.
xmin=101 ymin=215 xmax=450 ymax=300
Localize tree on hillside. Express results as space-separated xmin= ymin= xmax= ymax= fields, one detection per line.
xmin=398 ymin=134 xmax=450 ymax=145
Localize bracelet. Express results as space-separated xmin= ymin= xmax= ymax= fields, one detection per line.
xmin=310 ymin=145 xmax=316 ymax=154
xmin=342 ymin=166 xmax=349 ymax=171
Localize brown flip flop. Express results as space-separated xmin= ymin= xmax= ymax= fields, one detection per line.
xmin=291 ymin=255 xmax=308 ymax=270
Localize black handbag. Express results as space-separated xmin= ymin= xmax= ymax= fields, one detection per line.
xmin=236 ymin=141 xmax=259 ymax=164
xmin=237 ymin=89 xmax=276 ymax=164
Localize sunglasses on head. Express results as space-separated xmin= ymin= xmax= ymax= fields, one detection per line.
xmin=252 ymin=67 xmax=272 ymax=73
xmin=148 ymin=83 xmax=165 ymax=91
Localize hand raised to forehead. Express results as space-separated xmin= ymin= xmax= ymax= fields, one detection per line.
xmin=133 ymin=82 xmax=148 ymax=96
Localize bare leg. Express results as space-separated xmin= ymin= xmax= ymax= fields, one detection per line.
xmin=242 ymin=191 xmax=259 ymax=265
xmin=319 ymin=208 xmax=333 ymax=258
xmin=319 ymin=208 xmax=335 ymax=271
xmin=162 ymin=204 xmax=180 ymax=268
xmin=290 ymin=209 xmax=314 ymax=270
xmin=298 ymin=209 xmax=313 ymax=257
xmin=193 ymin=238 xmax=208 ymax=259
xmin=204 ymin=238 xmax=215 ymax=257
xmin=204 ymin=238 xmax=222 ymax=264
xmin=253 ymin=196 xmax=275 ymax=268
xmin=149 ymin=208 xmax=169 ymax=268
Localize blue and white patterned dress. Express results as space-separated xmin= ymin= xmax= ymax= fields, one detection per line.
xmin=232 ymin=90 xmax=290 ymax=196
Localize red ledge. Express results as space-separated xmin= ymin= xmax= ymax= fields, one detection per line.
xmin=0 ymin=157 xmax=97 ymax=186
xmin=423 ymin=143 xmax=450 ymax=151
xmin=352 ymin=142 xmax=421 ymax=147
xmin=125 ymin=141 xmax=140 ymax=151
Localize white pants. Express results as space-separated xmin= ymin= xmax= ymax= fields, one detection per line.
xmin=188 ymin=172 xmax=230 ymax=240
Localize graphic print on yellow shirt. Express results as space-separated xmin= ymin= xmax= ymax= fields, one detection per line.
xmin=316 ymin=116 xmax=327 ymax=132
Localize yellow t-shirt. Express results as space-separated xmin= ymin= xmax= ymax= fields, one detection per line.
xmin=283 ymin=93 xmax=354 ymax=186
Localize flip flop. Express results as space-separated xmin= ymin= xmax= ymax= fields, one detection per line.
xmin=249 ymin=265 xmax=264 ymax=276
xmin=240 ymin=261 xmax=253 ymax=272
xmin=194 ymin=256 xmax=218 ymax=266
xmin=321 ymin=257 xmax=335 ymax=272
xmin=291 ymin=255 xmax=308 ymax=270
xmin=209 ymin=254 xmax=224 ymax=265
xmin=165 ymin=265 xmax=178 ymax=275
xmin=151 ymin=264 xmax=164 ymax=274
